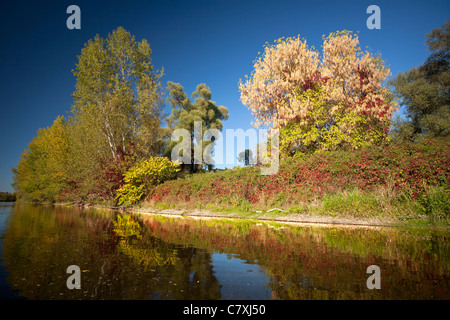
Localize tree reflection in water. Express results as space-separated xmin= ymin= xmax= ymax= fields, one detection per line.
xmin=1 ymin=203 xmax=449 ymax=299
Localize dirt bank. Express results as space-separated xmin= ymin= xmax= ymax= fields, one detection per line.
xmin=130 ymin=207 xmax=400 ymax=228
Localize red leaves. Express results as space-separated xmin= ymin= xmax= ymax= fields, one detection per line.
xmin=301 ymin=74 xmax=329 ymax=92
xmin=144 ymin=140 xmax=449 ymax=206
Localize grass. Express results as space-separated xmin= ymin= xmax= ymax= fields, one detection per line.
xmin=318 ymin=189 xmax=385 ymax=218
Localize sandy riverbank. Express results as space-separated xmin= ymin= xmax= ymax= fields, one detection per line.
xmin=24 ymin=201 xmax=449 ymax=230
xmin=129 ymin=207 xmax=401 ymax=228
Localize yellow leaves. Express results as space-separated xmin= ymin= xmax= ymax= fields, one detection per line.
xmin=116 ymin=156 xmax=180 ymax=206
xmin=113 ymin=214 xmax=142 ymax=238
xmin=117 ymin=239 xmax=178 ymax=269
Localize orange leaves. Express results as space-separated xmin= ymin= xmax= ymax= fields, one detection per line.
xmin=239 ymin=36 xmax=320 ymax=129
xmin=239 ymin=31 xmax=396 ymax=135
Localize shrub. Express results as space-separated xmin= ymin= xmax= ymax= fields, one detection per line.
xmin=145 ymin=139 xmax=449 ymax=216
xmin=115 ymin=157 xmax=180 ymax=206
xmin=91 ymin=144 xmax=137 ymax=202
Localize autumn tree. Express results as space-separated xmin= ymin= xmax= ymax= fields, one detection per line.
xmin=390 ymin=21 xmax=449 ymax=141
xmin=239 ymin=31 xmax=396 ymax=156
xmin=13 ymin=27 xmax=167 ymax=203
xmin=164 ymin=82 xmax=228 ymax=171
xmin=12 ymin=117 xmax=70 ymax=201
xmin=68 ymin=27 xmax=165 ymax=197
xmin=71 ymin=27 xmax=165 ymax=158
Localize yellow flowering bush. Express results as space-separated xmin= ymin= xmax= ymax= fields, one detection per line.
xmin=115 ymin=157 xmax=180 ymax=206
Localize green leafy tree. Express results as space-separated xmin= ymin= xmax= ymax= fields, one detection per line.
xmin=13 ymin=27 xmax=167 ymax=202
xmin=164 ymin=82 xmax=228 ymax=171
xmin=12 ymin=117 xmax=70 ymax=201
xmin=390 ymin=21 xmax=450 ymax=141
xmin=68 ymin=27 xmax=165 ymax=198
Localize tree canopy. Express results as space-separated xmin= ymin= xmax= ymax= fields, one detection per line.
xmin=13 ymin=117 xmax=69 ymax=201
xmin=239 ymin=31 xmax=396 ymax=156
xmin=164 ymin=81 xmax=228 ymax=171
xmin=71 ymin=26 xmax=165 ymax=161
xmin=390 ymin=21 xmax=449 ymax=141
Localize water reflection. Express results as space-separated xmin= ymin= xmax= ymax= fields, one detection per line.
xmin=0 ymin=203 xmax=449 ymax=299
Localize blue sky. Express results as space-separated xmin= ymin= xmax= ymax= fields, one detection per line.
xmin=0 ymin=0 xmax=448 ymax=192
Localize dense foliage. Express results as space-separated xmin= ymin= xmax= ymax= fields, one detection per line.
xmin=115 ymin=157 xmax=180 ymax=206
xmin=146 ymin=139 xmax=449 ymax=222
xmin=11 ymin=25 xmax=449 ymax=223
xmin=12 ymin=27 xmax=168 ymax=203
xmin=12 ymin=27 xmax=228 ymax=203
xmin=239 ymin=31 xmax=396 ymax=156
xmin=12 ymin=117 xmax=70 ymax=202
xmin=390 ymin=21 xmax=449 ymax=141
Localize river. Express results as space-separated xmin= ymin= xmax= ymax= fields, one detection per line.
xmin=0 ymin=202 xmax=448 ymax=300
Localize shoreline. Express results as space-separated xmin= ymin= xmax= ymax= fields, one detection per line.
xmin=15 ymin=201 xmax=450 ymax=230
xmin=63 ymin=202 xmax=450 ymax=230
xmin=130 ymin=207 xmax=398 ymax=229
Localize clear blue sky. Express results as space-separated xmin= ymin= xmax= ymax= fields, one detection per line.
xmin=0 ymin=0 xmax=448 ymax=192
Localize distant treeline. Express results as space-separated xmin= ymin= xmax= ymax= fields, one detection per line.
xmin=0 ymin=192 xmax=16 ymax=202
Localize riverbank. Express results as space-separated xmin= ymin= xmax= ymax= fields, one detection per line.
xmin=130 ymin=206 xmax=450 ymax=230
xmin=14 ymin=139 xmax=449 ymax=230
xmin=132 ymin=206 xmax=395 ymax=228
xmin=0 ymin=192 xmax=16 ymax=202
xmin=40 ymin=200 xmax=449 ymax=230
xmin=14 ymin=139 xmax=449 ymax=229
xmin=139 ymin=140 xmax=449 ymax=228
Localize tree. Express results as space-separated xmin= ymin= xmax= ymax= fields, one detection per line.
xmin=68 ymin=27 xmax=165 ymax=198
xmin=70 ymin=26 xmax=164 ymax=157
xmin=164 ymin=82 xmax=228 ymax=171
xmin=13 ymin=27 xmax=167 ymax=203
xmin=12 ymin=117 xmax=70 ymax=201
xmin=239 ymin=31 xmax=396 ymax=156
xmin=237 ymin=149 xmax=255 ymax=166
xmin=390 ymin=21 xmax=449 ymax=141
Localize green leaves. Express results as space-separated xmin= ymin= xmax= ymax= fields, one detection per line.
xmin=71 ymin=26 xmax=165 ymax=163
xmin=13 ymin=117 xmax=70 ymax=202
xmin=14 ymin=27 xmax=167 ymax=203
xmin=390 ymin=21 xmax=449 ymax=141
xmin=280 ymin=85 xmax=389 ymax=157
xmin=164 ymin=82 xmax=228 ymax=170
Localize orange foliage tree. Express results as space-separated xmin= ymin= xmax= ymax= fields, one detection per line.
xmin=239 ymin=31 xmax=397 ymax=156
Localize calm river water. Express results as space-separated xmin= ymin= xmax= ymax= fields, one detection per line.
xmin=0 ymin=202 xmax=448 ymax=300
